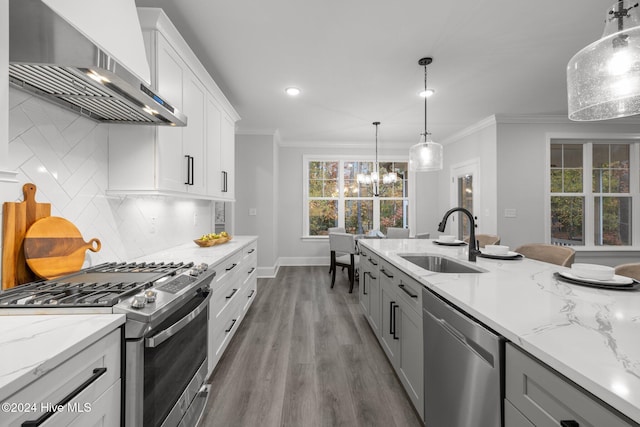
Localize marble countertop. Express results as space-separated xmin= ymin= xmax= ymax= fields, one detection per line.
xmin=0 ymin=314 xmax=125 ymax=402
xmin=359 ymin=239 xmax=640 ymax=423
xmin=134 ymin=235 xmax=257 ymax=266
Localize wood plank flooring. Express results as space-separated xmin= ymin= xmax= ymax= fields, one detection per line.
xmin=200 ymin=266 xmax=424 ymax=427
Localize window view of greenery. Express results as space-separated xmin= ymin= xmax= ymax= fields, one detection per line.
xmin=550 ymin=141 xmax=632 ymax=246
xmin=308 ymin=161 xmax=339 ymax=236
xmin=307 ymin=159 xmax=408 ymax=236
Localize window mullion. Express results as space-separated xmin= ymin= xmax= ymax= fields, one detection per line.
xmin=584 ymin=142 xmax=594 ymax=246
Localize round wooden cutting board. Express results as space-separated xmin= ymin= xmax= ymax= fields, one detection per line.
xmin=23 ymin=216 xmax=101 ymax=279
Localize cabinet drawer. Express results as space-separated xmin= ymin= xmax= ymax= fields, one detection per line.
xmin=379 ymin=261 xmax=422 ymax=314
xmin=505 ymin=343 xmax=636 ymax=427
xmin=243 ymin=242 xmax=257 ymax=259
xmin=3 ymin=329 xmax=121 ymax=426
xmin=210 ymin=298 xmax=242 ymax=362
xmin=504 ymin=399 xmax=534 ymax=427
xmin=210 ymin=273 xmax=242 ymax=320
xmin=210 ymin=251 xmax=242 ymax=290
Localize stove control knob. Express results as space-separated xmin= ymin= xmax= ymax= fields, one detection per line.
xmin=131 ymin=295 xmax=147 ymax=309
xmin=189 ymin=268 xmax=200 ymax=277
xmin=198 ymin=263 xmax=208 ymax=271
xmin=144 ymin=290 xmax=157 ymax=303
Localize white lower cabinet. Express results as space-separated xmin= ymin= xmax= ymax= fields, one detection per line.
xmin=2 ymin=328 xmax=122 ymax=426
xmin=207 ymin=240 xmax=258 ymax=376
xmin=360 ymin=251 xmax=423 ymax=421
xmin=505 ymin=343 xmax=637 ymax=427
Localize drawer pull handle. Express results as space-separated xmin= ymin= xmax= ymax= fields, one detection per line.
xmin=225 ymin=318 xmax=237 ymax=333
xmin=226 ymin=263 xmax=237 ymax=271
xmin=381 ymin=268 xmax=394 ymax=278
xmin=560 ymin=422 xmax=579 ymax=427
xmin=247 ymin=248 xmax=255 ymax=254
xmin=370 ymin=258 xmax=378 ymax=266
xmin=226 ymin=288 xmax=238 ymax=299
xmin=22 ymin=367 xmax=107 ymax=427
xmin=248 ymin=267 xmax=255 ymax=274
xmin=398 ymin=283 xmax=418 ymax=298
xmin=248 ymin=290 xmax=255 ymax=298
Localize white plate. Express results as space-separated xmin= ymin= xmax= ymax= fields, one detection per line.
xmin=557 ymin=271 xmax=634 ymax=286
xmin=434 ymin=239 xmax=466 ymax=246
xmin=479 ymin=251 xmax=522 ymax=259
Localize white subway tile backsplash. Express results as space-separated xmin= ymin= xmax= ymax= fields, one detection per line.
xmin=7 ymin=87 xmax=217 ymax=266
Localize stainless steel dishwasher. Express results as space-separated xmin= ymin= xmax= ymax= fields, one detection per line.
xmin=422 ymin=288 xmax=504 ymax=427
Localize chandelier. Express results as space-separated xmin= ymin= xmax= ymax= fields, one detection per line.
xmin=409 ymin=57 xmax=443 ymax=171
xmin=568 ymin=1 xmax=640 ymax=120
xmin=357 ymin=121 xmax=397 ymax=196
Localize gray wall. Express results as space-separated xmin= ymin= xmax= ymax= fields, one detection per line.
xmin=496 ymin=117 xmax=640 ymax=265
xmin=235 ymin=133 xmax=278 ymax=276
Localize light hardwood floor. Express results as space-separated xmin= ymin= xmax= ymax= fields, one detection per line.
xmin=200 ymin=266 xmax=424 ymax=427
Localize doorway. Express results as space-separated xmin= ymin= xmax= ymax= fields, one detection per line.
xmin=450 ymin=159 xmax=480 ymax=240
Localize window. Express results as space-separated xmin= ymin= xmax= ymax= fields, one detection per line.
xmin=549 ymin=139 xmax=637 ymax=247
xmin=305 ymin=158 xmax=409 ymax=236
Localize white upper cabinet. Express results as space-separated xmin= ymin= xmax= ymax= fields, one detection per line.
xmin=107 ymin=8 xmax=239 ymax=200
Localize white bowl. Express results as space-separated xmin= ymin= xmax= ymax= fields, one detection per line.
xmin=439 ymin=235 xmax=456 ymax=243
xmin=571 ymin=263 xmax=615 ymax=281
xmin=484 ymin=245 xmax=509 ymax=255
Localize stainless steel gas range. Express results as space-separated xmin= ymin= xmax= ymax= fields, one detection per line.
xmin=0 ymin=261 xmax=215 ymax=427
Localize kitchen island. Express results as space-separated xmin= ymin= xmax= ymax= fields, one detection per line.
xmin=359 ymin=238 xmax=640 ymax=424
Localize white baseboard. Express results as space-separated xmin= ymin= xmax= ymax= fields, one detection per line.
xmin=256 ymin=256 xmax=330 ymax=279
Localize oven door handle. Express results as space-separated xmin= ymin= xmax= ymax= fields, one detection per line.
xmin=145 ymin=292 xmax=211 ymax=348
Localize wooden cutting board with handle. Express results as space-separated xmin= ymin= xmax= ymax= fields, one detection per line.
xmin=2 ymin=183 xmax=51 ymax=289
xmin=23 ymin=216 xmax=101 ymax=280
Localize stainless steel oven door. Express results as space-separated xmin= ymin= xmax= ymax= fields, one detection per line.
xmin=125 ymin=289 xmax=211 ymax=427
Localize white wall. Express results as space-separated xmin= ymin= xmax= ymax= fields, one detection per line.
xmin=6 ymin=87 xmax=216 ymax=269
xmin=235 ymin=133 xmax=278 ymax=276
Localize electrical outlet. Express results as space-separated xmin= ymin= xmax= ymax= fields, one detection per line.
xmin=150 ymin=216 xmax=157 ymax=234
xmin=504 ymin=208 xmax=517 ymax=218
xmin=249 ymin=208 xmax=257 ymax=216
xmin=194 ymin=212 xmax=198 ymax=226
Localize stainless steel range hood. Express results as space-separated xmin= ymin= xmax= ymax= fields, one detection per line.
xmin=9 ymin=0 xmax=187 ymax=126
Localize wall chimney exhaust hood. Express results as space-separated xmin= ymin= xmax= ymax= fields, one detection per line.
xmin=9 ymin=0 xmax=187 ymax=126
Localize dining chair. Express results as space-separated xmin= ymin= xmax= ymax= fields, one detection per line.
xmin=329 ymin=232 xmax=359 ymax=292
xmin=514 ymin=243 xmax=575 ymax=267
xmin=415 ymin=232 xmax=430 ymax=239
xmin=464 ymin=234 xmax=501 ymax=248
xmin=614 ymin=263 xmax=640 ymax=281
xmin=327 ymin=227 xmax=346 ymax=275
xmin=386 ymin=227 xmax=410 ymax=238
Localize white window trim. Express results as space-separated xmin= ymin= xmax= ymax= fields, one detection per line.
xmin=302 ymin=154 xmax=411 ymax=238
xmin=545 ymin=132 xmax=640 ymax=249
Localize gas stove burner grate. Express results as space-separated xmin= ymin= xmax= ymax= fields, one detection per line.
xmin=0 ymin=261 xmax=195 ymax=308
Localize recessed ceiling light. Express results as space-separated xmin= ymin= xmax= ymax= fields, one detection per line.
xmin=419 ymin=89 xmax=435 ymax=98
xmin=285 ymin=87 xmax=301 ymax=96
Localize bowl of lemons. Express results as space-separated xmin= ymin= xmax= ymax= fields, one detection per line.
xmin=194 ymin=231 xmax=231 ymax=247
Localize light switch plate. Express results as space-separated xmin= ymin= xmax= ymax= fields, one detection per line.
xmin=249 ymin=208 xmax=257 ymax=216
xmin=504 ymin=208 xmax=517 ymax=218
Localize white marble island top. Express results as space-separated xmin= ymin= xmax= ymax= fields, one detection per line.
xmin=134 ymin=235 xmax=257 ymax=266
xmin=0 ymin=314 xmax=125 ymax=402
xmin=359 ymin=238 xmax=640 ymax=423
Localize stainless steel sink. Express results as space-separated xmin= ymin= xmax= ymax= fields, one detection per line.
xmin=399 ymin=254 xmax=487 ymax=274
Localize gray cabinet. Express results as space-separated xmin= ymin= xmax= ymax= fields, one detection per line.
xmin=505 ymin=343 xmax=638 ymax=427
xmin=378 ymin=259 xmax=424 ymax=420
xmin=358 ymin=247 xmax=380 ymax=335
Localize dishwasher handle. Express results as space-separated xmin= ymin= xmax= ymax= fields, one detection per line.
xmin=423 ymin=308 xmax=495 ymax=367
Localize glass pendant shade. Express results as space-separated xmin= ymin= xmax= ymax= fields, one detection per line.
xmin=568 ymin=1 xmax=640 ymax=120
xmin=409 ymin=133 xmax=443 ymax=172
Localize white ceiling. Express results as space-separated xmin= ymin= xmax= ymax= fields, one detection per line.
xmin=134 ymin=0 xmax=611 ymax=146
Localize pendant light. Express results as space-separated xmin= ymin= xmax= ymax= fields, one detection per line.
xmin=357 ymin=121 xmax=397 ymax=196
xmin=409 ymin=57 xmax=443 ymax=171
xmin=568 ymin=1 xmax=640 ymax=120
